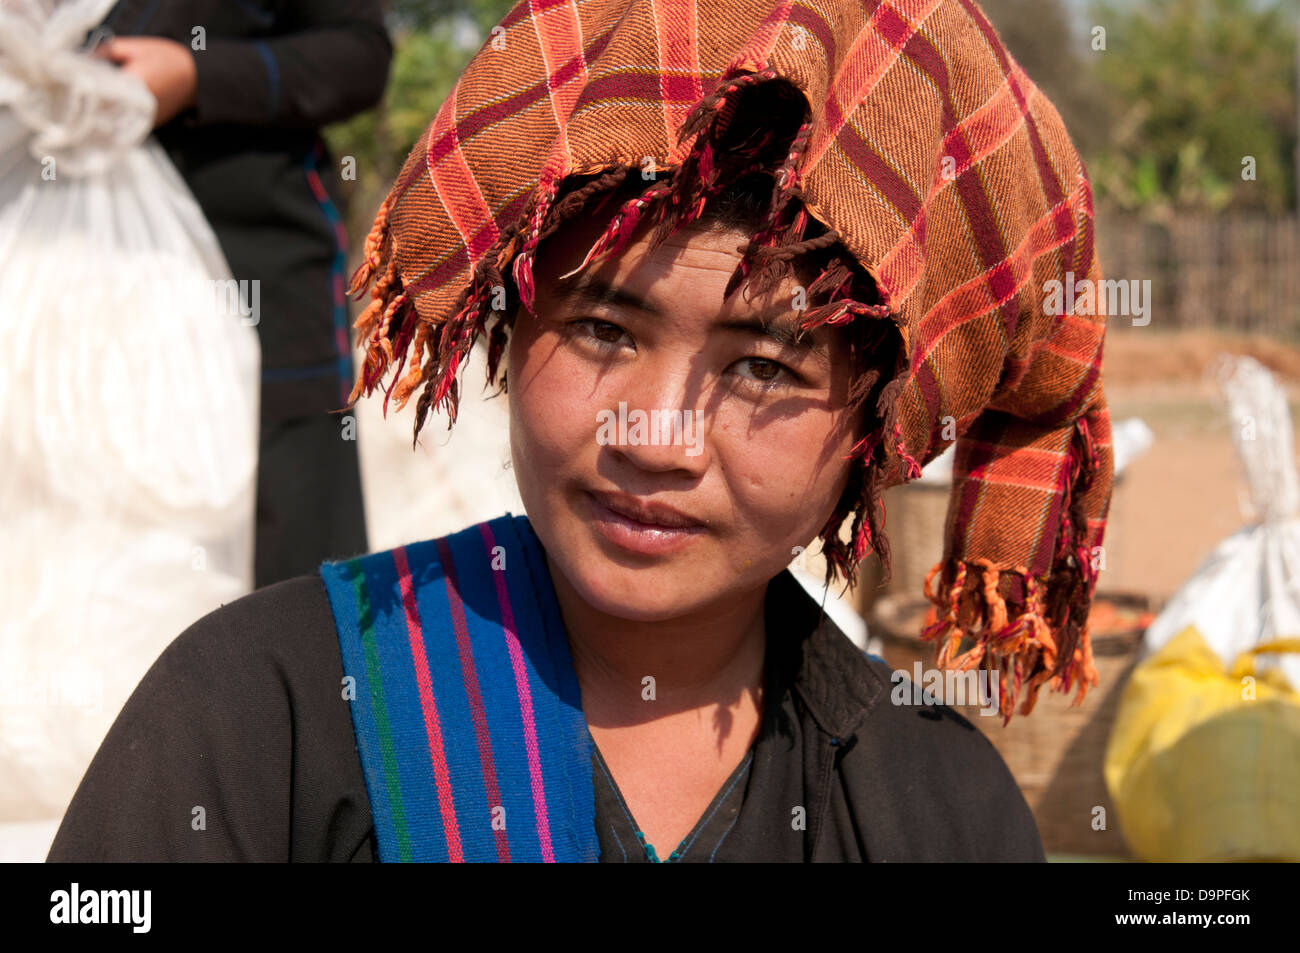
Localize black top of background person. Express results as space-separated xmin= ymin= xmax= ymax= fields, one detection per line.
xmin=94 ymin=0 xmax=392 ymax=377
xmin=100 ymin=0 xmax=391 ymax=130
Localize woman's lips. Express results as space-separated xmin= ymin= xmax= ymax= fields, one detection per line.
xmin=584 ymin=491 xmax=707 ymax=556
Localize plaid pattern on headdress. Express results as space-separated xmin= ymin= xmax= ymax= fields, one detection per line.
xmin=346 ymin=0 xmax=1114 ymax=722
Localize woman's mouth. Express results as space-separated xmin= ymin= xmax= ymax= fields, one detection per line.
xmin=584 ymin=490 xmax=707 ymax=556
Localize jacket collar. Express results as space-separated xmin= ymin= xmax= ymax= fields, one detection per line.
xmin=764 ymin=570 xmax=887 ymax=741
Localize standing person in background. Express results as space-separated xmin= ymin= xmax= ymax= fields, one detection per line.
xmin=95 ymin=1 xmax=391 ymax=586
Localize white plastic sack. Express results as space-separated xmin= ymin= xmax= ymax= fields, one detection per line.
xmin=0 ymin=0 xmax=260 ymax=829
xmin=1139 ymin=354 xmax=1300 ymax=690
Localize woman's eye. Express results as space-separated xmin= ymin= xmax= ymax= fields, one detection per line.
xmin=567 ymin=321 xmax=796 ymax=390
xmin=571 ymin=318 xmax=632 ymax=349
xmin=732 ymin=356 xmax=794 ymax=388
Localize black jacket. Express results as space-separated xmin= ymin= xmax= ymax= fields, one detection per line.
xmin=47 ymin=565 xmax=1045 ymax=863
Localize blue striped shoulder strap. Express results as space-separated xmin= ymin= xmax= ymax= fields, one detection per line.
xmin=318 ymin=513 xmax=598 ymax=862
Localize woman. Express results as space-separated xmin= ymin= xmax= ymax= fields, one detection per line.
xmin=48 ymin=0 xmax=1112 ymax=862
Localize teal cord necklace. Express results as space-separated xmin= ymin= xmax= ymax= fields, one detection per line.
xmin=635 ymin=830 xmax=684 ymax=863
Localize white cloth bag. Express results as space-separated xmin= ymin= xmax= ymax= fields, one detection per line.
xmin=1138 ymin=354 xmax=1300 ymax=690
xmin=0 ymin=0 xmax=260 ymax=831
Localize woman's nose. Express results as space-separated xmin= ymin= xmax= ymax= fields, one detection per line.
xmin=598 ymin=368 xmax=708 ymax=473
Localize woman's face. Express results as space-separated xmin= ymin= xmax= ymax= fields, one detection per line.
xmin=506 ymin=209 xmax=863 ymax=623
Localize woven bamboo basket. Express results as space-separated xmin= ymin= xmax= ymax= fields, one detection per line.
xmin=868 ymin=592 xmax=1155 ymax=857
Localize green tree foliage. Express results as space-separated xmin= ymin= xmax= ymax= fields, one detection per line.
xmin=1087 ymin=0 xmax=1297 ymax=217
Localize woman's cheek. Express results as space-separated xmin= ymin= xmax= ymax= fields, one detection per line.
xmin=512 ymin=336 xmax=591 ymax=463
xmin=717 ymin=424 xmax=807 ymax=523
xmin=722 ymin=411 xmax=848 ymax=528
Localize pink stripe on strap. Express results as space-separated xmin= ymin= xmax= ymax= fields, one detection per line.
xmin=437 ymin=539 xmax=512 ymax=863
xmin=479 ymin=523 xmax=556 ymax=863
xmin=392 ymin=546 xmax=464 ymax=861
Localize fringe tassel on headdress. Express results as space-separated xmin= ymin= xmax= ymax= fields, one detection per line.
xmin=919 ymin=415 xmax=1103 ymax=723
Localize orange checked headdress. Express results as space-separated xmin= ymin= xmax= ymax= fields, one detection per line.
xmin=344 ymin=0 xmax=1114 ymax=722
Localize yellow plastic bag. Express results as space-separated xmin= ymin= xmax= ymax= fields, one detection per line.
xmin=1104 ymin=625 xmax=1300 ymax=862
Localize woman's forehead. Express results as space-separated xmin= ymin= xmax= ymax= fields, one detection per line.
xmin=539 ymin=217 xmax=748 ymax=291
xmin=538 ymin=220 xmax=815 ymax=328
xmin=536 ymin=210 xmax=825 ymax=312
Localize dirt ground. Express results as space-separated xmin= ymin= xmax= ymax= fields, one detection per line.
xmin=1098 ymin=329 xmax=1300 ymax=603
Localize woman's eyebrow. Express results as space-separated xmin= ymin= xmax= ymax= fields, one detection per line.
xmin=558 ymin=274 xmax=826 ymax=356
xmin=715 ymin=317 xmax=825 ymax=353
xmin=557 ymin=274 xmax=661 ymax=315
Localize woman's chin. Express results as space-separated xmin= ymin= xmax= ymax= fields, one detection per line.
xmin=552 ymin=546 xmax=717 ymax=624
